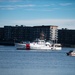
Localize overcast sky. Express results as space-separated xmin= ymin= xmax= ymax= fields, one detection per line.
xmin=0 ymin=0 xmax=75 ymax=29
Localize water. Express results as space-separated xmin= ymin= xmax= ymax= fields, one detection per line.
xmin=0 ymin=46 xmax=75 ymax=75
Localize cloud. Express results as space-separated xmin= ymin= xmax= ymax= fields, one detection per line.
xmin=8 ymin=0 xmax=32 ymax=2
xmin=0 ymin=5 xmax=16 ymax=10
xmin=2 ymin=19 xmax=74 ymax=29
xmin=0 ymin=19 xmax=75 ymax=29
xmin=2 ymin=7 xmax=15 ymax=10
xmin=9 ymin=0 xmax=21 ymax=2
xmin=59 ymin=3 xmax=72 ymax=6
xmin=0 ymin=2 xmax=74 ymax=11
xmin=0 ymin=0 xmax=22 ymax=2
xmin=0 ymin=4 xmax=59 ymax=10
xmin=0 ymin=0 xmax=32 ymax=2
xmin=16 ymin=4 xmax=36 ymax=7
xmin=0 ymin=4 xmax=36 ymax=10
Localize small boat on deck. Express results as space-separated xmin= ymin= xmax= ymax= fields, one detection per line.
xmin=67 ymin=50 xmax=75 ymax=56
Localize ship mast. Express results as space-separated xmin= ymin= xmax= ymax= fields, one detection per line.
xmin=40 ymin=31 xmax=45 ymax=40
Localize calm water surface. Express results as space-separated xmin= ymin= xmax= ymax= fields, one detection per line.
xmin=0 ymin=46 xmax=75 ymax=75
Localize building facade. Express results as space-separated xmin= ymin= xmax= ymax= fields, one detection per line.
xmin=0 ymin=25 xmax=58 ymax=45
xmin=0 ymin=27 xmax=4 ymax=41
xmin=58 ymin=28 xmax=75 ymax=47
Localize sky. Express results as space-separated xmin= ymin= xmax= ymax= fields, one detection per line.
xmin=0 ymin=0 xmax=75 ymax=29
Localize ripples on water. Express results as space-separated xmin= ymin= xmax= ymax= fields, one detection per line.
xmin=0 ymin=46 xmax=75 ymax=75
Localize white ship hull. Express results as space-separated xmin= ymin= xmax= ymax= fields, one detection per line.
xmin=15 ymin=43 xmax=62 ymax=50
xmin=30 ymin=43 xmax=52 ymax=50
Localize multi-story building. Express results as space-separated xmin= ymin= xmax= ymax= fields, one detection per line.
xmin=0 ymin=25 xmax=58 ymax=45
xmin=0 ymin=27 xmax=4 ymax=41
xmin=4 ymin=25 xmax=32 ymax=42
xmin=58 ymin=28 xmax=75 ymax=47
xmin=4 ymin=26 xmax=12 ymax=41
xmin=33 ymin=25 xmax=58 ymax=42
